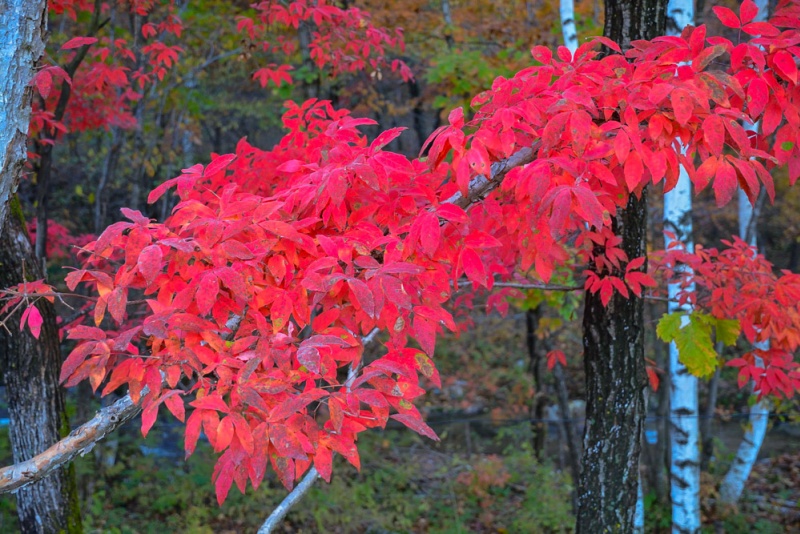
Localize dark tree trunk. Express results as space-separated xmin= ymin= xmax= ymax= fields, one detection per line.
xmin=0 ymin=209 xmax=82 ymax=534
xmin=526 ymin=307 xmax=547 ymax=458
xmin=577 ymin=6 xmax=666 ymax=531
xmin=578 ymin=195 xmax=650 ymax=533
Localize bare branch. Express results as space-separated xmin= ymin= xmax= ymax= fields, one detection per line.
xmin=443 ymin=141 xmax=539 ymax=209
xmin=257 ymin=466 xmax=321 ymax=534
xmin=0 ymin=391 xmax=145 ymax=494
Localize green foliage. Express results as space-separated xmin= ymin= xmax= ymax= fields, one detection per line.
xmin=656 ymin=311 xmax=740 ymax=378
xmin=424 ymin=46 xmax=530 ymax=112
xmin=3 ymin=419 xmax=571 ymax=533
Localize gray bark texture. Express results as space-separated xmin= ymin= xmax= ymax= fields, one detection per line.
xmin=0 ymin=1 xmax=83 ymax=532
xmin=576 ymin=2 xmax=667 ymax=531
xmin=0 ymin=0 xmax=47 ymax=239
xmin=0 ymin=211 xmax=83 ymax=534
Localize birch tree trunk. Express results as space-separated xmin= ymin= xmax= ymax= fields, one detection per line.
xmin=719 ymin=1 xmax=772 ymax=504
xmin=664 ymin=1 xmax=700 ymax=532
xmin=560 ymin=0 xmax=579 ymax=54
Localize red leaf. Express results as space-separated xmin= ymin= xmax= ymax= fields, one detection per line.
xmin=546 ymin=350 xmax=566 ymax=370
xmin=460 ymin=248 xmax=487 ymax=288
xmin=348 ymin=279 xmax=375 ymax=318
xmin=232 ymin=414 xmax=254 ymax=455
xmin=713 ymin=159 xmax=738 ymax=207
xmin=215 ymin=416 xmax=234 ymax=452
xmin=61 ymin=36 xmax=98 ymax=50
xmin=572 ymin=187 xmax=605 ymax=228
xmin=646 ymin=367 xmax=660 ymax=391
xmin=141 ymin=401 xmax=159 ymax=438
xmin=204 ymin=154 xmax=237 ymax=178
xmin=712 ymin=6 xmax=740 ymax=28
xmin=164 ymin=394 xmax=185 ymax=422
xmin=436 ymin=204 xmax=468 ymax=224
xmin=703 ymin=115 xmax=725 ymax=156
xmin=747 ymin=78 xmax=769 ymax=120
xmin=773 ymin=50 xmax=798 ymax=84
xmin=185 ymin=410 xmax=202 ymax=458
xmin=107 ymin=287 xmax=127 ymax=324
xmin=742 ymin=22 xmax=779 ymax=37
xmin=196 ymin=274 xmax=219 ymax=315
xmin=624 ymin=151 xmax=644 ymax=191
xmin=214 ymin=462 xmax=235 ymax=505
xmin=413 ymin=315 xmax=437 ymax=356
xmin=137 ymin=244 xmax=162 ymax=286
xmin=614 ymin=131 xmax=631 ymax=163
xmin=276 ymin=159 xmax=303 ymax=173
xmin=32 ymin=69 xmax=53 ymax=98
xmin=740 ymin=0 xmax=759 ymax=24
xmin=391 ymin=413 xmax=439 ymax=441
xmin=671 ymin=89 xmax=693 ymax=126
xmin=314 ymin=446 xmax=333 ymax=482
xmin=21 ymin=305 xmax=43 ymax=339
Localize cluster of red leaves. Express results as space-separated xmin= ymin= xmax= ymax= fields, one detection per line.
xmin=658 ymin=237 xmax=800 ymax=398
xmin=42 ymin=0 xmax=800 ymax=503
xmin=27 ymin=219 xmax=94 ymax=261
xmin=0 ymin=280 xmax=54 ymax=340
xmin=239 ymin=0 xmax=413 ymax=87
xmin=28 ymin=0 xmax=184 ymax=141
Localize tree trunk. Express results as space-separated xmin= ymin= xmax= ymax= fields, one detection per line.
xmin=560 ymin=0 xmax=579 ymax=54
xmin=0 ymin=209 xmax=83 ymax=534
xmin=0 ymin=0 xmax=47 ymax=238
xmin=0 ymin=2 xmax=82 ymax=532
xmin=526 ymin=307 xmax=547 ymax=458
xmin=664 ymin=0 xmax=701 ymax=530
xmin=577 ymin=4 xmax=665 ymax=531
xmin=578 ymin=194 xmax=649 ymax=534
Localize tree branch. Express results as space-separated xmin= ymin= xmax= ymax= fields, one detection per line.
xmin=257 ymin=466 xmax=321 ymax=534
xmin=444 ymin=141 xmax=539 ymax=209
xmin=0 ymin=390 xmax=144 ymax=494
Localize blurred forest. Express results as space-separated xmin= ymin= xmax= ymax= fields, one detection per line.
xmin=2 ymin=0 xmax=800 ymax=532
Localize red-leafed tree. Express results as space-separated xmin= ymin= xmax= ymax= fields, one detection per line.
xmin=4 ymin=1 xmax=800 ymax=533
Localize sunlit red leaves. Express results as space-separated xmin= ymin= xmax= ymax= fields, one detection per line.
xmin=39 ymin=1 xmax=800 ymax=506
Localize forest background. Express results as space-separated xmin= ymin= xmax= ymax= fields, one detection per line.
xmin=0 ymin=0 xmax=799 ymax=532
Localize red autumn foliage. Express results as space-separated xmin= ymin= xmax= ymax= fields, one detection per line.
xmin=6 ymin=0 xmax=800 ymax=505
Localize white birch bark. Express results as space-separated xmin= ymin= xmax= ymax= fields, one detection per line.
xmin=560 ymin=0 xmax=579 ymax=54
xmin=720 ymin=1 xmax=772 ymax=505
xmin=665 ymin=1 xmax=700 ymax=532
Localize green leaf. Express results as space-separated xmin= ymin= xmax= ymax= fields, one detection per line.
xmin=713 ymin=318 xmax=740 ymax=346
xmin=674 ymin=315 xmax=718 ymax=378
xmin=657 ymin=312 xmax=721 ymax=378
xmin=656 ymin=312 xmax=684 ymax=342
xmin=781 ymin=141 xmax=794 ymax=151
